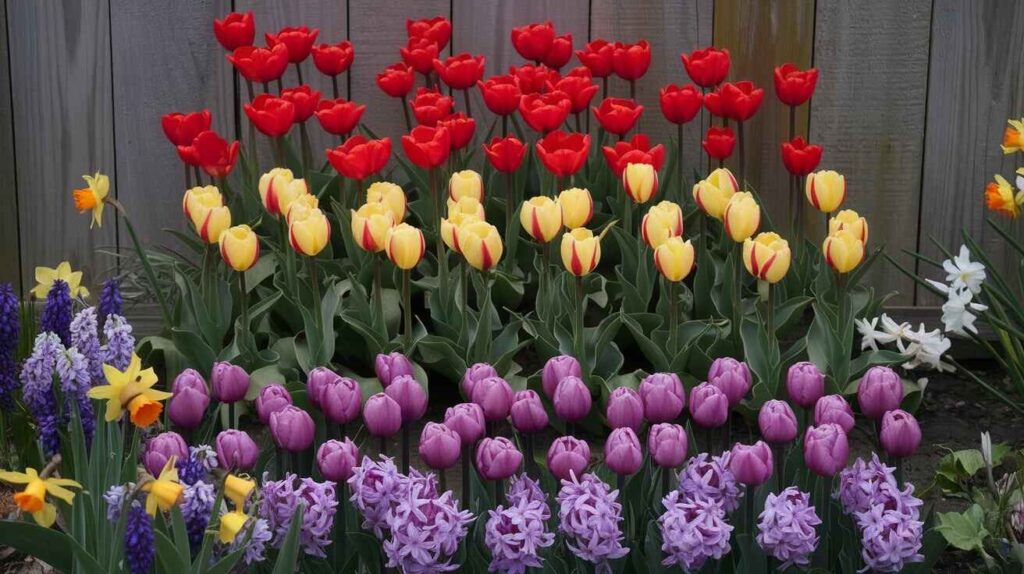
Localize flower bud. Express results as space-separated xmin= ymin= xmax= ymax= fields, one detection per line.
xmin=385 ymin=223 xmax=425 ymax=270
xmin=560 ymin=227 xmax=602 ymax=276
xmin=211 ymin=361 xmax=249 ymax=403
xmin=351 ymin=202 xmax=394 ymax=253
xmin=708 ymin=357 xmax=751 ymax=407
xmin=606 ymin=386 xmax=644 ymax=432
xmin=384 ymin=374 xmax=428 ymax=423
xmin=547 ymin=436 xmax=590 ymax=481
xmin=216 ymin=429 xmax=259 ymax=471
xmin=786 ymin=362 xmax=824 ymax=408
xmin=363 ymin=392 xmax=402 ymax=438
xmin=143 ymin=432 xmax=188 ymax=478
xmin=729 ymin=440 xmax=772 ymax=486
xmin=259 ymin=168 xmax=308 ymax=217
xmin=459 ymin=221 xmax=503 ymax=271
xmin=758 ymin=400 xmax=798 ymax=444
xmin=366 ymin=181 xmax=406 ymax=222
xmin=722 ymin=192 xmax=760 ymax=242
xmin=622 ymin=162 xmax=658 ymax=204
xmin=269 ymin=405 xmax=315 ymax=452
xmin=743 ymin=232 xmax=790 ymax=283
xmin=857 ymin=366 xmax=902 ymax=420
xmin=471 ymin=376 xmax=514 ymax=422
xmin=219 ymin=224 xmax=260 ymax=271
xmin=641 ymin=200 xmax=682 ymax=249
xmin=448 ymin=169 xmax=483 ymax=202
xmin=289 ymin=207 xmax=331 ymax=256
xmin=814 ymin=394 xmax=854 ymax=433
xmin=255 ymin=384 xmax=293 ymax=424
xmin=183 ymin=185 xmax=222 ymax=224
xmin=653 ymin=237 xmax=695 ymax=282
xmin=648 ymin=423 xmax=688 ymax=468
xmin=689 ymin=382 xmax=729 ymax=429
xmin=639 ymin=372 xmax=685 ymax=423
xmin=440 ymin=211 xmax=480 ymax=253
xmin=805 ymin=170 xmax=846 ymax=213
xmin=306 ymin=367 xmax=340 ymax=409
xmin=541 ymin=355 xmax=582 ymax=398
xmin=444 ymin=402 xmax=486 ymax=444
xmin=553 ymin=376 xmax=591 ymax=423
xmin=317 ymin=438 xmax=358 ymax=481
xmin=462 ymin=362 xmax=499 ymax=399
xmin=604 ymin=427 xmax=642 ymax=475
xmin=828 ymin=209 xmax=868 ymax=244
xmin=557 ymin=187 xmax=593 ymax=229
xmin=195 ymin=204 xmax=232 ymax=244
xmin=822 ymin=230 xmax=865 ymax=273
xmin=803 ymin=423 xmax=849 ymax=477
xmin=520 ymin=196 xmax=563 ymax=243
xmin=879 ymin=409 xmax=921 ymax=458
xmin=168 ymin=369 xmax=209 ymax=430
xmin=476 ymin=437 xmax=522 ymax=480
xmin=692 ymin=168 xmax=737 ymax=219
xmin=286 ymin=194 xmax=320 ymax=225
xmin=374 ymin=352 xmax=414 ymax=387
xmin=510 ymin=390 xmax=549 ymax=434
xmin=224 ymin=474 xmax=255 ymax=508
xmin=419 ymin=422 xmax=461 ymax=470
xmin=320 ymin=377 xmax=362 ymax=424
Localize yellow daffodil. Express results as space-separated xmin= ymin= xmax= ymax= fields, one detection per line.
xmin=141 ymin=458 xmax=183 ymax=516
xmin=985 ymin=174 xmax=1022 ymax=219
xmin=87 ymin=353 xmax=171 ymax=428
xmin=32 ymin=261 xmax=89 ymax=300
xmin=0 ymin=467 xmax=81 ymax=527
xmin=1002 ymin=118 xmax=1023 ymax=154
xmin=224 ymin=474 xmax=256 ymax=509
xmin=219 ymin=510 xmax=250 ymax=543
xmin=72 ymin=172 xmax=110 ymax=228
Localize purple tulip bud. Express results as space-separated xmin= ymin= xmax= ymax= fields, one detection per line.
xmin=444 ymin=402 xmax=486 ymax=444
xmin=143 ymin=432 xmax=188 ymax=477
xmin=606 ymin=387 xmax=644 ymax=431
xmin=786 ymin=361 xmax=824 ymax=408
xmin=317 ymin=438 xmax=358 ymax=482
xmin=363 ymin=392 xmax=402 ymax=437
xmin=374 ymin=352 xmax=415 ymax=387
xmin=168 ymin=369 xmax=209 ymax=430
xmin=269 ymin=405 xmax=315 ymax=452
xmin=541 ymin=355 xmax=582 ymax=398
xmin=639 ymin=373 xmax=685 ymax=423
xmin=804 ymin=423 xmax=849 ymax=477
xmin=471 ymin=376 xmax=513 ymax=422
xmin=210 ymin=361 xmax=250 ymax=403
xmin=814 ymin=394 xmax=855 ymax=433
xmin=758 ymin=400 xmax=798 ymax=444
xmin=215 ymin=429 xmax=259 ymax=471
xmin=858 ymin=366 xmax=903 ymax=420
xmin=879 ymin=409 xmax=921 ymax=459
xmin=321 ymin=377 xmax=362 ymax=424
xmin=255 ymin=384 xmax=293 ymax=424
xmin=708 ymin=357 xmax=751 ymax=407
xmin=510 ymin=390 xmax=548 ymax=434
xmin=729 ymin=440 xmax=773 ymax=486
xmin=384 ymin=374 xmax=428 ymax=422
xmin=307 ymin=367 xmax=342 ymax=409
xmin=546 ymin=436 xmax=590 ymax=481
xmin=689 ymin=382 xmax=729 ymax=429
xmin=475 ymin=437 xmax=522 ymax=480
xmin=604 ymin=427 xmax=643 ymax=476
xmin=419 ymin=422 xmax=462 ymax=470
xmin=552 ymin=376 xmax=591 ymax=423
xmin=462 ymin=362 xmax=498 ymax=399
xmin=648 ymin=423 xmax=688 ymax=468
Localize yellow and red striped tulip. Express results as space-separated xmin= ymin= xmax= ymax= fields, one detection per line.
xmin=366 ymin=181 xmax=407 ymax=222
xmin=195 ymin=205 xmax=231 ymax=244
xmin=459 ymin=221 xmax=503 ymax=271
xmin=183 ymin=185 xmax=223 ymax=227
xmin=805 ymin=170 xmax=846 ymax=213
xmin=641 ymin=201 xmax=683 ymax=249
xmin=447 ymin=196 xmax=486 ymax=221
xmin=653 ymin=236 xmax=695 ymax=282
xmin=692 ymin=168 xmax=738 ymax=220
xmin=448 ymin=170 xmax=484 ymax=202
xmin=286 ymin=193 xmax=320 ymax=224
xmin=558 ymin=187 xmax=594 ymax=229
xmin=290 ymin=207 xmax=331 ymax=256
xmin=742 ymin=232 xmax=791 ymax=283
xmin=386 ymin=223 xmax=426 ymax=270
xmin=441 ymin=212 xmax=480 ymax=253
xmin=351 ymin=202 xmax=395 ymax=253
xmin=259 ymin=168 xmax=308 ymax=217
xmin=828 ymin=209 xmax=869 ymax=243
xmin=722 ymin=192 xmax=760 ymax=242
xmin=823 ymin=229 xmax=865 ymax=273
xmin=623 ymin=162 xmax=658 ymax=204
xmin=218 ymin=225 xmax=260 ymax=271
xmin=560 ymin=227 xmax=602 ymax=277
xmin=520 ymin=196 xmax=562 ymax=243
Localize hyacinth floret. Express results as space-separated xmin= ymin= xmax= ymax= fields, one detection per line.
xmin=69 ymin=307 xmax=104 ymax=384
xmin=855 ymin=502 xmax=925 ymax=572
xmin=260 ymin=472 xmax=338 ymax=558
xmin=484 ymin=474 xmax=554 ymax=574
xmin=231 ymin=516 xmax=273 ymax=564
xmin=104 ymin=483 xmax=132 ymax=522
xmin=0 ymin=283 xmax=20 ymax=411
xmin=39 ymin=280 xmax=72 ymax=345
xmin=658 ymin=490 xmax=733 ymax=571
xmin=55 ymin=344 xmax=95 ymax=445
xmin=348 ymin=455 xmax=407 ymax=537
xmin=102 ymin=313 xmax=135 ymax=371
xmin=382 ymin=475 xmax=474 ymax=574
xmin=99 ymin=278 xmax=123 ymax=320
xmin=177 ymin=446 xmax=214 ymax=486
xmin=181 ymin=480 xmax=215 ymax=550
xmin=20 ymin=332 xmax=63 ymax=455
xmin=124 ymin=501 xmax=155 ymax=574
xmin=677 ymin=451 xmax=743 ymax=512
xmin=756 ymin=487 xmax=821 ymax=568
xmin=556 ymin=472 xmax=630 ymax=573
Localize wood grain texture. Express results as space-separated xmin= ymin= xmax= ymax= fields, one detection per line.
xmin=7 ymin=0 xmax=117 ymax=294
xmin=0 ymin=0 xmax=21 ymax=291
xmin=918 ymin=0 xmax=1024 ymax=305
xmin=810 ymin=0 xmax=931 ymax=305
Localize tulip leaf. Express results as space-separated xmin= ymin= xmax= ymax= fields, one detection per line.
xmin=272 ymin=505 xmax=306 ymax=574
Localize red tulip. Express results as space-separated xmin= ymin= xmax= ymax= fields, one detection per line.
xmin=659 ymin=84 xmax=703 ymax=124
xmin=265 ymin=26 xmax=319 ymax=64
xmin=774 ymin=63 xmax=818 ymax=107
xmin=780 ymin=137 xmax=823 ymax=176
xmin=433 ymin=53 xmax=486 ymax=90
xmin=477 ymin=75 xmax=522 ymax=116
xmin=543 ymin=34 xmax=573 ymax=69
xmin=410 ymin=87 xmax=454 ymax=127
xmin=682 ymin=47 xmax=730 ymax=88
xmin=703 ymin=85 xmax=728 ymax=118
xmin=280 ymin=85 xmax=321 ymax=122
xmin=438 ymin=112 xmax=476 ymax=150
xmin=400 ymin=36 xmax=439 ymax=74
xmin=161 ymin=110 xmax=212 ymax=147
xmin=227 ymin=44 xmax=289 ymax=83
xmin=312 ymin=40 xmax=354 ymax=76
xmin=176 ymin=144 xmax=200 ymax=166
xmin=575 ymin=39 xmax=615 ymax=78
xmin=519 ymin=91 xmax=572 ymax=133
xmin=511 ymin=21 xmax=555 ymax=62
xmin=483 ymin=136 xmax=526 ymax=173
xmin=402 ymin=125 xmax=451 ymax=169
xmin=612 ymin=40 xmax=651 ymax=81
xmin=377 ymin=63 xmax=415 ymax=98
xmin=535 ymin=130 xmax=590 ymax=177
xmin=718 ymin=81 xmax=764 ymax=122
xmin=315 ymin=98 xmax=366 ymax=136
xmin=702 ymin=126 xmax=735 ymax=160
xmin=550 ymin=67 xmax=599 ymax=114
xmin=602 ymin=134 xmax=665 ymax=177
xmin=326 ymin=135 xmax=391 ymax=181
xmin=244 ymin=94 xmax=295 ymax=137
xmin=213 ymin=12 xmax=255 ymax=51
xmin=407 ymin=16 xmax=451 ymax=50
xmin=188 ymin=131 xmax=240 ymax=179
xmin=510 ymin=64 xmax=559 ymax=94
xmin=592 ymin=97 xmax=643 ymax=136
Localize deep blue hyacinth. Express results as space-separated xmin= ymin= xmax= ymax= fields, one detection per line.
xmin=39 ymin=280 xmax=72 ymax=346
xmin=177 ymin=450 xmax=206 ymax=486
xmin=124 ymin=502 xmax=155 ymax=574
xmin=99 ymin=278 xmax=122 ymax=320
xmin=0 ymin=283 xmax=19 ymax=411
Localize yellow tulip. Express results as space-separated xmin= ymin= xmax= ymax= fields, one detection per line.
xmin=195 ymin=205 xmax=232 ymax=244
xmin=641 ymin=201 xmax=683 ymax=249
xmin=142 ymin=458 xmax=183 ymax=516
xmin=805 ymin=170 xmax=846 ymax=213
xmin=258 ymin=168 xmax=308 ymax=217
xmin=448 ymin=170 xmax=484 ymax=202
xmin=183 ymin=185 xmax=223 ymax=229
xmin=440 ymin=212 xmax=480 ymax=253
xmin=1002 ymin=118 xmax=1023 ymax=154
xmin=622 ymin=162 xmax=658 ymax=204
xmin=289 ymin=207 xmax=331 ymax=256
xmin=88 ymin=353 xmax=172 ymax=427
xmin=722 ymin=192 xmax=760 ymax=242
xmin=560 ymin=227 xmax=602 ymax=276
xmin=520 ymin=196 xmax=562 ymax=243
xmin=224 ymin=474 xmax=255 ymax=509
xmin=459 ymin=221 xmax=503 ymax=271
xmin=653 ymin=236 xmax=695 ymax=282
xmin=32 ymin=261 xmax=89 ymax=299
xmin=742 ymin=232 xmax=791 ymax=284
xmin=558 ymin=187 xmax=593 ymax=229
xmin=366 ymin=181 xmax=407 ymax=222
xmin=351 ymin=203 xmax=393 ymax=253
xmin=692 ymin=168 xmax=738 ymax=220
xmin=447 ymin=196 xmax=486 ymax=221
xmin=0 ymin=467 xmax=81 ymax=528
xmin=823 ymin=229 xmax=865 ymax=273
xmin=219 ymin=225 xmax=260 ymax=272
xmin=72 ymin=172 xmax=109 ymax=228
xmin=828 ymin=209 xmax=869 ymax=244
xmin=286 ymin=193 xmax=320 ymax=224
xmin=219 ymin=510 xmax=249 ymax=544
xmin=386 ymin=223 xmax=426 ymax=270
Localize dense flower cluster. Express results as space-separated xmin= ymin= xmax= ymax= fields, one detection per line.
xmin=69 ymin=307 xmax=104 ymax=383
xmin=756 ymin=487 xmax=820 ymax=568
xmin=260 ymin=472 xmax=338 ymax=558
xmin=231 ymin=516 xmax=274 ymax=564
xmin=556 ymin=472 xmax=629 ymax=573
xmin=104 ymin=483 xmax=132 ymax=522
xmin=124 ymin=502 xmax=155 ymax=574
xmin=181 ymin=481 xmax=215 ymax=549
xmin=0 ymin=283 xmax=20 ymax=411
xmin=39 ymin=280 xmax=72 ymax=345
xmin=99 ymin=277 xmax=123 ymax=320
xmin=382 ymin=475 xmax=474 ymax=573
xmin=676 ymin=451 xmax=742 ymax=512
xmin=348 ymin=455 xmax=407 ymax=536
xmin=101 ymin=313 xmax=135 ymax=371
xmin=658 ymin=490 xmax=733 ymax=570
xmin=484 ymin=474 xmax=555 ymax=573
xmin=55 ymin=344 xmax=95 ymax=445
xmin=20 ymin=332 xmax=63 ymax=455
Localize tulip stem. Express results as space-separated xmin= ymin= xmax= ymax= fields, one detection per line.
xmin=574 ymin=275 xmax=585 ymax=371
xmin=227 ymin=402 xmax=235 ymax=431
xmin=373 ymin=256 xmax=383 ymax=336
xmin=401 ymin=424 xmax=410 ymax=474
xmin=291 ymin=451 xmax=301 ymax=477
xmin=746 ymin=485 xmax=756 ymax=535
xmin=668 ymin=280 xmax=678 ymax=356
xmin=310 ymin=257 xmax=322 ymax=331
xmin=524 ymin=434 xmax=535 ymax=478
xmin=380 ymin=436 xmax=387 ymax=457
xmin=765 ymin=281 xmax=775 ymax=340
xmin=462 ymin=263 xmax=470 ymax=313
xmin=539 ymin=242 xmax=550 ymax=319
xmin=495 ymin=478 xmax=505 ymax=507
xmin=401 ymin=96 xmax=412 ymax=132
xmin=622 ymin=191 xmax=632 ymax=239
xmin=276 ymin=448 xmax=286 ymax=480
xmin=333 ymin=483 xmax=347 ymax=568
xmin=184 ymin=163 xmax=192 ymax=189
xmin=272 ymin=136 xmax=285 ymax=167
xmin=294 ymin=62 xmax=304 ymax=86
xmin=439 ymin=469 xmax=447 ymax=493
xmin=616 ymin=473 xmax=625 ymax=494
xmin=462 ymin=89 xmax=472 ymax=118
xmin=462 ymin=444 xmax=472 ymax=509
xmin=331 ymin=75 xmax=340 ymax=99
xmin=402 ymin=270 xmax=412 ymax=352
xmin=661 ymin=466 xmax=671 ymax=497
xmin=732 ymin=243 xmax=743 ymax=342
xmin=299 ymin=122 xmax=313 ymax=179
xmin=238 ymin=271 xmax=249 ymax=342
xmin=505 ymin=170 xmax=514 ymax=243
xmin=109 ymin=205 xmax=173 ymax=328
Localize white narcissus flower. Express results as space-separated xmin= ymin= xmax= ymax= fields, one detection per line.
xmin=943 ymin=245 xmax=986 ymax=295
xmin=855 ymin=317 xmax=886 ymax=351
xmin=901 ymin=323 xmax=953 ymax=372
xmin=940 ymin=288 xmax=988 ymax=335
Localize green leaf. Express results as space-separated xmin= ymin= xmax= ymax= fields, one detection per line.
xmin=935 ymin=504 xmax=989 ymax=552
xmin=0 ymin=521 xmax=74 ymax=573
xmin=156 ymin=530 xmax=191 ymax=573
xmin=272 ymin=505 xmax=306 ymax=574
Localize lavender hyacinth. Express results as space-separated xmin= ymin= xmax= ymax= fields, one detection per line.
xmin=230 ymin=516 xmax=273 ymax=564
xmin=99 ymin=278 xmax=123 ymax=320
xmin=55 ymin=345 xmax=95 ymax=445
xmin=837 ymin=454 xmax=901 ymax=516
xmin=260 ymin=472 xmax=338 ymax=558
xmin=383 ymin=474 xmax=474 ymax=574
xmin=677 ymin=451 xmax=743 ymax=512
xmin=101 ymin=314 xmax=135 ymax=371
xmin=21 ymin=332 xmax=62 ymax=455
xmin=104 ymin=483 xmax=132 ymax=522
xmin=181 ymin=481 xmax=215 ymax=550
xmin=0 ymin=283 xmax=19 ymax=411
xmin=485 ymin=474 xmax=555 ymax=573
xmin=124 ymin=502 xmax=155 ymax=574
xmin=756 ymin=487 xmax=821 ymax=568
xmin=348 ymin=456 xmax=407 ymax=537
xmin=69 ymin=307 xmax=104 ymax=384
xmin=658 ymin=490 xmax=733 ymax=570
xmin=556 ymin=472 xmax=630 ymax=573
xmin=39 ymin=280 xmax=72 ymax=345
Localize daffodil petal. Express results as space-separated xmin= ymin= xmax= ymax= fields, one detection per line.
xmin=142 ymin=388 xmax=173 ymax=402
xmin=0 ymin=470 xmax=33 ymax=484
xmin=32 ymin=504 xmax=57 ymax=528
xmin=136 ymin=367 xmax=160 ymax=390
xmin=86 ymin=385 xmax=118 ymax=399
xmin=44 ymin=481 xmax=78 ymax=505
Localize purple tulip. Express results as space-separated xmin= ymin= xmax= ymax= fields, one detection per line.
xmin=804 ymin=423 xmax=849 ymax=477
xmin=255 ymin=384 xmax=293 ymax=424
xmin=462 ymin=362 xmax=498 ymax=399
xmin=758 ymin=400 xmax=798 ymax=444
xmin=541 ymin=355 xmax=582 ymax=398
xmin=814 ymin=394 xmax=855 ymax=433
xmin=879 ymin=409 xmax=921 ymax=458
xmin=215 ymin=429 xmax=259 ymax=471
xmin=419 ymin=422 xmax=462 ymax=470
xmin=384 ymin=374 xmax=428 ymax=422
xmin=708 ymin=357 xmax=751 ymax=407
xmin=639 ymin=373 xmax=685 ymax=423
xmin=510 ymin=390 xmax=548 ymax=434
xmin=786 ymin=361 xmax=824 ymax=408
xmin=475 ymin=437 xmax=522 ymax=480
xmin=604 ymin=427 xmax=643 ymax=475
xmin=553 ymin=376 xmax=591 ymax=423
xmin=729 ymin=440 xmax=773 ymax=486
xmin=143 ymin=432 xmax=188 ymax=477
xmin=317 ymin=438 xmax=358 ymax=482
xmin=471 ymin=376 xmax=514 ymax=422
xmin=374 ymin=352 xmax=415 ymax=387
xmin=269 ymin=405 xmax=315 ymax=452
xmin=858 ymin=366 xmax=903 ymax=420
xmin=210 ymin=361 xmax=249 ymax=403
xmin=167 ymin=369 xmax=209 ymax=430
xmin=363 ymin=392 xmax=403 ymax=437
xmin=648 ymin=423 xmax=688 ymax=468
xmin=321 ymin=377 xmax=362 ymax=424
xmin=546 ymin=436 xmax=590 ymax=481
xmin=606 ymin=387 xmax=644 ymax=431
xmin=307 ymin=366 xmax=342 ymax=408
xmin=444 ymin=402 xmax=486 ymax=445
xmin=689 ymin=382 xmax=729 ymax=429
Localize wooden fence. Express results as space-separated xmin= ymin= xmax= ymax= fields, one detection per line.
xmin=1 ymin=0 xmax=1021 ymax=309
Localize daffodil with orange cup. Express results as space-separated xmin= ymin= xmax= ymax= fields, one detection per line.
xmin=87 ymin=353 xmax=172 ymax=428
xmin=0 ymin=467 xmax=81 ymax=527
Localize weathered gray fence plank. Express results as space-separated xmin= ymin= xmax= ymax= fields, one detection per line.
xmin=0 ymin=0 xmax=21 ymax=291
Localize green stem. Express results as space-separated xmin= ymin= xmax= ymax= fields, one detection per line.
xmin=575 ymin=275 xmax=585 ymax=370
xmin=402 ymin=270 xmax=412 ymax=352
xmin=462 ymin=444 xmax=471 ymax=509
xmin=623 ymin=191 xmax=632 ymax=238
xmin=373 ymin=255 xmax=383 ymax=333
xmin=115 ymin=208 xmax=172 ymax=327
xmin=668 ymin=280 xmax=678 ymax=355
xmin=238 ymin=271 xmax=249 ymax=340
xmin=733 ymin=243 xmax=742 ymax=341
xmin=505 ymin=170 xmax=514 ymax=242
xmin=299 ymin=122 xmax=313 ymax=179
xmin=310 ymin=257 xmax=322 ymax=331
xmin=462 ymin=89 xmax=472 ymax=118
xmin=272 ymin=136 xmax=284 ymax=167
xmin=766 ymin=281 xmax=775 ymax=339
xmin=539 ymin=241 xmax=550 ymax=318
